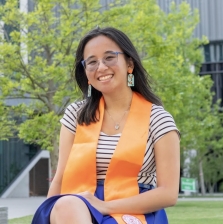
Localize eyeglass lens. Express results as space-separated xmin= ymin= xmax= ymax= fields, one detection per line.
xmin=84 ymin=52 xmax=119 ymax=71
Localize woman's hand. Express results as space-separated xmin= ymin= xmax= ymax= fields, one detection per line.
xmin=78 ymin=191 xmax=109 ymax=215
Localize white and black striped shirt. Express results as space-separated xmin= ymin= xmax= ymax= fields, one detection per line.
xmin=60 ymin=101 xmax=179 ymax=187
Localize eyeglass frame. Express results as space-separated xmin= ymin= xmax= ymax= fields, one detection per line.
xmin=81 ymin=51 xmax=124 ymax=72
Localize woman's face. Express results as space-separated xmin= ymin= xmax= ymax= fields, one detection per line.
xmin=83 ymin=35 xmax=133 ymax=95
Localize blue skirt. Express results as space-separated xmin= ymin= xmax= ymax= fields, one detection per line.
xmin=31 ymin=182 xmax=168 ymax=224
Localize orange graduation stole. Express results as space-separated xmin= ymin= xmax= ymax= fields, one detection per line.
xmin=61 ymin=92 xmax=152 ymax=224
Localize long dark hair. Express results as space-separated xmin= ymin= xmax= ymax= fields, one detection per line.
xmin=75 ymin=27 xmax=162 ymax=125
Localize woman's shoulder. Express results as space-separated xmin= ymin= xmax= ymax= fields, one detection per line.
xmin=150 ymin=104 xmax=174 ymax=120
xmin=150 ymin=104 xmax=180 ymax=143
xmin=60 ymin=100 xmax=86 ymax=134
xmin=65 ymin=100 xmax=86 ymax=114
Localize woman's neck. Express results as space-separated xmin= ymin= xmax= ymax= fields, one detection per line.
xmin=103 ymin=89 xmax=133 ymax=113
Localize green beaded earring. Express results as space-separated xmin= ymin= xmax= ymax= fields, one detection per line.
xmin=127 ymin=69 xmax=134 ymax=87
xmin=88 ymin=81 xmax=92 ymax=97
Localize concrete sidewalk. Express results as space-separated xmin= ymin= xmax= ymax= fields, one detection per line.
xmin=0 ymin=197 xmax=46 ymax=219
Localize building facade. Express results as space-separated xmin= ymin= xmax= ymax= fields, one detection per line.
xmin=157 ymin=0 xmax=223 ymax=107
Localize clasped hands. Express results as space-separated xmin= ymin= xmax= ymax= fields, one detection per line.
xmin=78 ymin=191 xmax=109 ymax=215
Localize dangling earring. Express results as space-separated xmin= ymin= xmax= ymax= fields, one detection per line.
xmin=88 ymin=81 xmax=92 ymax=97
xmin=127 ymin=69 xmax=134 ymax=87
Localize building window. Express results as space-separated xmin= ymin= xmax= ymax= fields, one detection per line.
xmin=0 ymin=0 xmax=6 ymax=5
xmin=200 ymin=42 xmax=223 ymax=107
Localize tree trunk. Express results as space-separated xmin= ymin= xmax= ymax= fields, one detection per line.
xmin=209 ymin=184 xmax=214 ymax=194
xmin=208 ymin=183 xmax=214 ymax=194
xmin=49 ymin=138 xmax=59 ymax=182
xmin=199 ymin=159 xmax=206 ymax=195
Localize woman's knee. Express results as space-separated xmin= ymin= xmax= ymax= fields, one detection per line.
xmin=50 ymin=196 xmax=92 ymax=223
xmin=53 ymin=195 xmax=86 ymax=214
xmin=55 ymin=196 xmax=78 ymax=207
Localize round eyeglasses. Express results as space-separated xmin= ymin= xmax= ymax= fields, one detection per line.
xmin=81 ymin=51 xmax=124 ymax=72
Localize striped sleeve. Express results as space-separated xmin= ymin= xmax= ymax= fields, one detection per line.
xmin=150 ymin=104 xmax=180 ymax=144
xmin=60 ymin=100 xmax=85 ymax=134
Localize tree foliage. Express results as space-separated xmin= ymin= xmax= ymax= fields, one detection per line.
xmin=187 ymin=103 xmax=223 ymax=193
xmin=0 ymin=0 xmax=222 ymax=180
xmin=0 ymin=102 xmax=15 ymax=140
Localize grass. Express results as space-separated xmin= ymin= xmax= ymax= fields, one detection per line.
xmin=9 ymin=201 xmax=223 ymax=224
xmin=9 ymin=215 xmax=33 ymax=224
xmin=166 ymin=201 xmax=223 ymax=224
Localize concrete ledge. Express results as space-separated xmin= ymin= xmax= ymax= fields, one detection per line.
xmin=0 ymin=207 xmax=8 ymax=224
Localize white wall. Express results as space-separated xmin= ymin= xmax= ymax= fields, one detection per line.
xmin=8 ymin=174 xmax=29 ymax=198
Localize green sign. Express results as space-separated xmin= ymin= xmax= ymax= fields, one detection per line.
xmin=181 ymin=177 xmax=196 ymax=192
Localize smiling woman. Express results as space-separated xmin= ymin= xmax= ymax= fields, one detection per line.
xmin=31 ymin=27 xmax=180 ymax=224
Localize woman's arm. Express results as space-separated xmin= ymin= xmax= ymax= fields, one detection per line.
xmin=80 ymin=130 xmax=180 ymax=215
xmin=47 ymin=125 xmax=75 ymax=198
